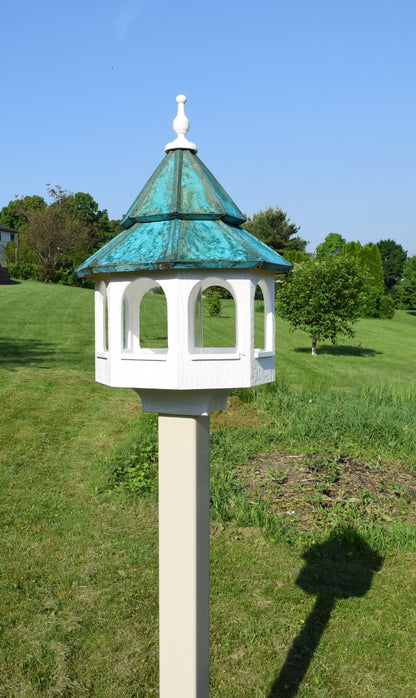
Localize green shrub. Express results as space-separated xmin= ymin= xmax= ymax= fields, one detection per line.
xmin=375 ymin=295 xmax=396 ymax=319
xmin=55 ymin=268 xmax=94 ymax=289
xmin=8 ymin=262 xmax=42 ymax=281
xmin=358 ymin=284 xmax=379 ymax=317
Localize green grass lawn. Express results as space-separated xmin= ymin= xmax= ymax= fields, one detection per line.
xmin=1 ymin=280 xmax=416 ymax=696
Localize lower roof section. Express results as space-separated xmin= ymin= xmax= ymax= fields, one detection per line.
xmin=76 ymin=218 xmax=292 ymax=277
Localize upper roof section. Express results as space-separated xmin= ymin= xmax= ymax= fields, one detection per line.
xmin=120 ymin=149 xmax=246 ymax=228
xmin=76 ymin=95 xmax=292 ymax=278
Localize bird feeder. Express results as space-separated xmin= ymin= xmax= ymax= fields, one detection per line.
xmin=76 ymin=95 xmax=291 ymax=697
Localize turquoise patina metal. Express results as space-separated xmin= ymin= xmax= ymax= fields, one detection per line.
xmin=76 ymin=141 xmax=292 ymax=277
xmin=121 ymin=150 xmax=246 ymax=227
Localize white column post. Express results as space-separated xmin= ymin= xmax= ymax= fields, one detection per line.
xmin=158 ymin=413 xmax=210 ymax=698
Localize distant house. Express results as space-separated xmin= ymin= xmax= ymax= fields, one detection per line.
xmin=0 ymin=224 xmax=18 ymax=264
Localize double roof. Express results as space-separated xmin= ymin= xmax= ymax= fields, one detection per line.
xmin=76 ymin=97 xmax=292 ymax=278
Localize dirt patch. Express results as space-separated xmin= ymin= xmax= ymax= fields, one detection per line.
xmin=211 ymin=395 xmax=261 ymax=429
xmin=237 ymin=451 xmax=416 ymax=532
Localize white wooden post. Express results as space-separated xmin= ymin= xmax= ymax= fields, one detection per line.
xmin=158 ymin=414 xmax=210 ymax=698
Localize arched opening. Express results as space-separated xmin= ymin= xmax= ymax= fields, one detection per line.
xmin=105 ymin=294 xmax=109 ymax=351
xmin=122 ymin=279 xmax=168 ymax=354
xmin=254 ymin=283 xmax=265 ymax=350
xmin=190 ymin=280 xmax=236 ymax=351
xmin=139 ymin=284 xmax=168 ymax=348
xmin=254 ymin=278 xmax=274 ymax=357
xmin=122 ymin=295 xmax=129 ymax=350
xmin=96 ymin=280 xmax=109 ymax=354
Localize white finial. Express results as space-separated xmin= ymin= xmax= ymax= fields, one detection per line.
xmin=165 ymin=94 xmax=198 ymax=153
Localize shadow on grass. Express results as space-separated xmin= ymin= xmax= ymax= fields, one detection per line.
xmin=0 ymin=337 xmax=73 ymax=369
xmin=267 ymin=528 xmax=383 ymax=697
xmin=294 ymin=345 xmax=382 ymax=357
xmin=140 ymin=337 xmax=169 ymax=346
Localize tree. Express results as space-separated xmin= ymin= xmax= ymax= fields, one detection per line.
xmin=314 ymin=233 xmax=346 ymax=259
xmin=284 ymin=249 xmax=311 ymax=265
xmin=397 ymin=256 xmax=416 ymax=309
xmin=376 ymin=239 xmax=407 ymax=291
xmin=1 ymin=195 xmax=47 ymax=266
xmin=276 ymin=257 xmax=365 ymax=354
xmin=243 ymin=206 xmax=307 ymax=253
xmin=3 ymin=186 xmax=120 ymax=283
xmin=360 ymin=244 xmax=385 ymax=295
xmin=205 ymin=288 xmax=222 ymax=317
xmin=62 ymin=190 xmax=114 ymax=248
xmin=100 ymin=218 xmax=123 ymax=246
xmin=340 ymin=241 xmax=387 ymax=317
xmin=0 ymin=195 xmax=46 ymax=230
xmin=24 ymin=187 xmax=92 ymax=282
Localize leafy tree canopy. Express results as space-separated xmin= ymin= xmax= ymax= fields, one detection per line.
xmin=4 ymin=186 xmax=122 ymax=283
xmin=100 ymin=218 xmax=123 ymax=246
xmin=1 ymin=187 xmax=120 ymax=248
xmin=24 ymin=187 xmax=92 ymax=282
xmin=47 ymin=186 xmax=114 ymax=250
xmin=276 ymin=257 xmax=365 ymax=354
xmin=64 ymin=190 xmax=115 ymax=245
xmin=314 ymin=233 xmax=346 ymax=259
xmin=243 ymin=206 xmax=307 ymax=254
xmin=376 ymin=239 xmax=407 ymax=290
xmin=0 ymin=195 xmax=46 ymax=230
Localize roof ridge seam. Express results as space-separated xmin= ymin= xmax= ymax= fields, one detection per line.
xmin=173 ymin=149 xmax=183 ymax=212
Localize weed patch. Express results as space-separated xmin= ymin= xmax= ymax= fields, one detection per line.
xmin=109 ymin=413 xmax=416 ymax=551
xmin=238 ymin=451 xmax=416 ymax=549
xmin=109 ymin=413 xmax=158 ymax=498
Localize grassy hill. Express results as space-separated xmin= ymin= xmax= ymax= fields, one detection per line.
xmin=0 ymin=280 xmax=415 ymax=696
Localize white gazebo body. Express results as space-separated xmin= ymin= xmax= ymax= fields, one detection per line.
xmin=94 ymin=268 xmax=276 ymax=412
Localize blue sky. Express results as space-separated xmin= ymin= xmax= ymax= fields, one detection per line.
xmin=1 ymin=0 xmax=415 ymax=255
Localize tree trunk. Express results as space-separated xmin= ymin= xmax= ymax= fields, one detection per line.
xmin=312 ymin=337 xmax=317 ymax=356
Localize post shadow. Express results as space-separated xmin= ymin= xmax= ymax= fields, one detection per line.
xmin=267 ymin=528 xmax=383 ymax=697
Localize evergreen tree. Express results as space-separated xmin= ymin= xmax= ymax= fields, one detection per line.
xmin=376 ymin=239 xmax=407 ymax=291
xmin=341 ymin=241 xmax=389 ymax=317
xmin=284 ymin=249 xmax=311 ymax=265
xmin=361 ymin=243 xmax=384 ymax=295
xmin=398 ymin=256 xmax=416 ymax=309
xmin=341 ymin=241 xmax=362 ymax=262
xmin=243 ymin=206 xmax=307 ymax=253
